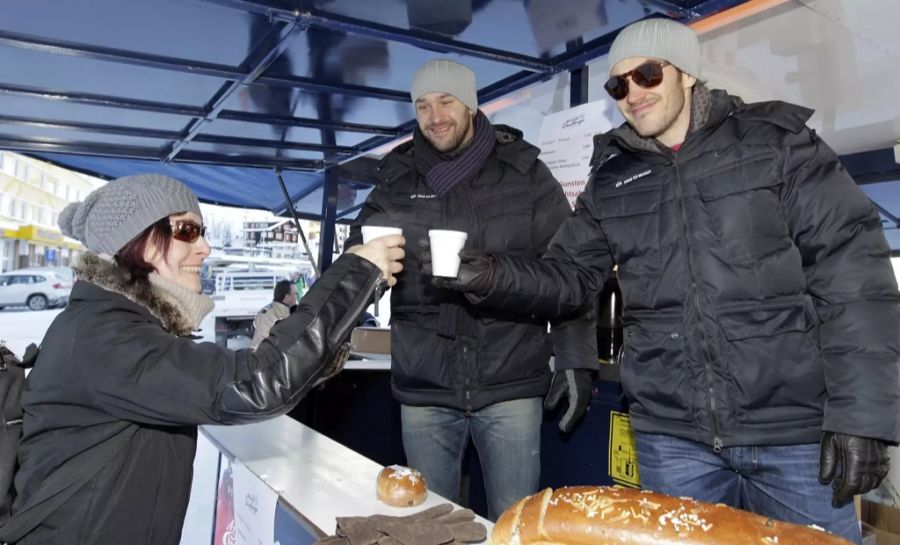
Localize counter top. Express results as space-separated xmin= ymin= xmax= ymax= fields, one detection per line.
xmin=345 ymin=357 xmax=621 ymax=381
xmin=202 ymin=416 xmax=492 ymax=538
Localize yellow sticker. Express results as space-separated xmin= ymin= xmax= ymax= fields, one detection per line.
xmin=608 ymin=411 xmax=640 ymax=488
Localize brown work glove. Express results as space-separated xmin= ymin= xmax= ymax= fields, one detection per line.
xmin=376 ymin=504 xmax=485 ymax=545
xmin=318 ymin=504 xmax=486 ymax=545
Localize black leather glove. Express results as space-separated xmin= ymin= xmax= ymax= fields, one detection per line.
xmin=419 ymin=238 xmax=495 ymax=295
xmin=818 ymin=431 xmax=890 ymax=507
xmin=543 ymin=369 xmax=593 ymax=433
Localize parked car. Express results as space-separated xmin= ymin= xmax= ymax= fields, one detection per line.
xmin=29 ymin=266 xmax=76 ymax=284
xmin=0 ymin=269 xmax=73 ymax=311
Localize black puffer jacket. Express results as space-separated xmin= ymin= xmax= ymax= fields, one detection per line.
xmin=7 ymin=252 xmax=380 ymax=545
xmin=347 ymin=126 xmax=596 ymax=411
xmin=482 ymin=90 xmax=900 ymax=447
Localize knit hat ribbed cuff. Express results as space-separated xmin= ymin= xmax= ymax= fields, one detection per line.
xmin=411 ymin=59 xmax=478 ymax=111
xmin=58 ymin=174 xmax=201 ymax=256
xmin=608 ymin=18 xmax=702 ymax=78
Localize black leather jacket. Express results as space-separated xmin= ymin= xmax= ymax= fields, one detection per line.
xmin=482 ymin=91 xmax=900 ymax=447
xmin=10 ymin=252 xmax=379 ymax=545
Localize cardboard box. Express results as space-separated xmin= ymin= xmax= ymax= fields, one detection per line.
xmin=861 ymin=500 xmax=900 ymax=545
xmin=862 ymin=522 xmax=878 ymax=545
xmin=349 ymin=327 xmax=390 ymax=356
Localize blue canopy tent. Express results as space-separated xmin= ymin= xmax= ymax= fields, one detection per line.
xmin=1 ymin=0 xmax=898 ymax=269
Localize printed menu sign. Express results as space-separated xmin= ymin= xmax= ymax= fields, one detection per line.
xmin=538 ymin=100 xmax=614 ymax=209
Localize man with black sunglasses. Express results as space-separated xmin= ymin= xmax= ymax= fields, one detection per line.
xmin=429 ymin=17 xmax=898 ymax=544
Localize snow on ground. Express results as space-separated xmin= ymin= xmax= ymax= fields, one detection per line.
xmin=0 ymin=307 xmax=63 ymax=356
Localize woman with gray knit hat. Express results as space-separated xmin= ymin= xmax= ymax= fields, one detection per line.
xmin=0 ymin=173 xmax=404 ymax=545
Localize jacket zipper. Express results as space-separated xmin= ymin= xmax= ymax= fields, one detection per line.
xmin=331 ymin=273 xmax=383 ymax=345
xmin=463 ymin=344 xmax=472 ymax=414
xmin=671 ymin=152 xmax=724 ymax=453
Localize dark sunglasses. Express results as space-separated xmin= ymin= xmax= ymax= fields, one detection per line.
xmin=170 ymin=220 xmax=206 ymax=243
xmin=604 ymin=60 xmax=671 ymax=101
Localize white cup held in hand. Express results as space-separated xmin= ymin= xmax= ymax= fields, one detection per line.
xmin=361 ymin=225 xmax=403 ymax=244
xmin=428 ymin=229 xmax=468 ymax=277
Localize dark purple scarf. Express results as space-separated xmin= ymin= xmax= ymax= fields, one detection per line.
xmin=413 ymin=110 xmax=495 ymax=197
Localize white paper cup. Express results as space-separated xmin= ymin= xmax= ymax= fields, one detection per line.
xmin=428 ymin=229 xmax=468 ymax=277
xmin=361 ymin=225 xmax=403 ymax=243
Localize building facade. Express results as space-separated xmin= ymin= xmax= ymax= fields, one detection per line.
xmin=242 ymin=219 xmax=311 ymax=260
xmin=0 ymin=152 xmax=98 ymax=272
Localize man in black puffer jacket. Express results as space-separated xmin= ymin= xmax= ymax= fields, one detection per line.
xmin=433 ymin=19 xmax=898 ymax=545
xmin=346 ymin=59 xmax=597 ymax=521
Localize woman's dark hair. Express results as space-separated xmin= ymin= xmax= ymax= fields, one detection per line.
xmin=115 ymin=217 xmax=174 ymax=284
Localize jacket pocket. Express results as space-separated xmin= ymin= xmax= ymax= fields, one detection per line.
xmin=595 ymin=183 xmax=662 ymax=274
xmin=718 ymin=302 xmax=813 ymax=341
xmin=694 ymin=153 xmax=791 ymax=265
xmin=477 ymin=320 xmax=550 ymax=388
xmin=693 ymin=153 xmax=777 ymax=196
xmin=618 ymin=318 xmax=694 ymax=423
xmin=477 ymin=188 xmax=533 ymax=253
xmin=386 ymin=192 xmax=442 ymax=227
xmin=476 ymin=187 xmax=532 ymax=220
xmin=716 ymin=301 xmax=825 ymax=419
xmin=390 ymin=319 xmax=453 ymax=392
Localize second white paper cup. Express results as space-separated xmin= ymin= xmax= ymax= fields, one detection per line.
xmin=428 ymin=229 xmax=468 ymax=277
xmin=362 ymin=225 xmax=403 ymax=243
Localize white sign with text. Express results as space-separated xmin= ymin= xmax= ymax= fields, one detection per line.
xmin=538 ymin=100 xmax=614 ymax=209
xmin=233 ymin=460 xmax=279 ymax=545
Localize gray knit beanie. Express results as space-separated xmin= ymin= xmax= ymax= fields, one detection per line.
xmin=411 ymin=59 xmax=478 ymax=111
xmin=608 ymin=18 xmax=701 ymax=78
xmin=58 ymin=173 xmax=202 ymax=257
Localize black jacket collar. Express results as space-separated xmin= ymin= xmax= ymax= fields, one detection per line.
xmin=378 ymin=124 xmax=541 ymax=184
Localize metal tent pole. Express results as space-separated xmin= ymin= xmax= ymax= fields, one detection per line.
xmin=275 ymin=168 xmax=320 ymax=279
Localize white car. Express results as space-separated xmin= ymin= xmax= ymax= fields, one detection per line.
xmin=0 ymin=269 xmax=73 ymax=311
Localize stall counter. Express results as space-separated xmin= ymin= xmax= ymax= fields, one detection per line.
xmin=202 ymin=416 xmax=492 ymax=541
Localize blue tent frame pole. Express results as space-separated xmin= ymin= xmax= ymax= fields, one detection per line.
xmin=164 ymin=20 xmax=302 ymax=162
xmin=202 ymin=0 xmax=552 ymax=71
xmin=568 ymin=39 xmax=589 ymax=107
xmin=873 ymin=201 xmax=900 ymax=229
xmin=276 ymin=168 xmax=321 ymax=278
xmin=0 ymin=29 xmax=408 ymax=102
xmin=0 ymin=83 xmax=398 ymax=136
xmin=0 ymin=137 xmax=323 ymax=170
xmin=318 ymin=172 xmax=339 ymax=272
xmin=0 ymin=114 xmax=357 ymax=156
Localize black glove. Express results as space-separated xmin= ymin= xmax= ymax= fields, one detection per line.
xmin=818 ymin=431 xmax=890 ymax=507
xmin=543 ymin=369 xmax=593 ymax=433
xmin=418 ymin=238 xmax=495 ymax=295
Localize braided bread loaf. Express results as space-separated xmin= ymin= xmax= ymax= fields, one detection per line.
xmin=490 ymin=486 xmax=851 ymax=545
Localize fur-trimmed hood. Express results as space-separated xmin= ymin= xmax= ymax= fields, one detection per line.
xmin=72 ymin=253 xmax=209 ymax=336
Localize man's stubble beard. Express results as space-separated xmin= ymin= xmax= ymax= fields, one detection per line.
xmin=426 ymin=113 xmax=472 ymax=154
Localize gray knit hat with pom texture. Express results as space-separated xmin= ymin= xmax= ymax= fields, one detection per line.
xmin=58 ymin=173 xmax=201 ymax=256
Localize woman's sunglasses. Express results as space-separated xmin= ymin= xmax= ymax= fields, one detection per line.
xmin=170 ymin=220 xmax=207 ymax=243
xmin=604 ymin=60 xmax=671 ymax=101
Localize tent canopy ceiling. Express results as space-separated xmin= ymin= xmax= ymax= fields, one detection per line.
xmin=0 ymin=0 xmax=746 ymax=216
xmin=1 ymin=0 xmax=898 ymax=246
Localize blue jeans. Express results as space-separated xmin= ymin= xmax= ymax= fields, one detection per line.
xmin=401 ymin=398 xmax=542 ymax=521
xmin=635 ymin=432 xmax=861 ymax=545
